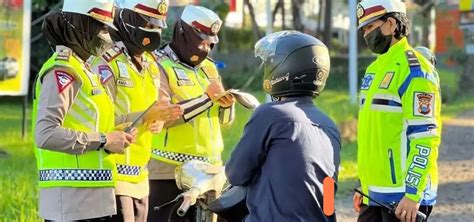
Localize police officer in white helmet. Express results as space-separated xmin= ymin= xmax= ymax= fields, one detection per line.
xmin=147 ymin=5 xmax=235 ymax=221
xmin=89 ymin=0 xmax=184 ymax=221
xmin=35 ymin=0 xmax=136 ymax=221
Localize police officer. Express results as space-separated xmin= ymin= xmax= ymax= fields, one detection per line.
xmin=147 ymin=5 xmax=235 ymax=221
xmin=225 ymin=31 xmax=340 ymax=222
xmin=90 ymin=0 xmax=182 ymax=221
xmin=354 ymin=1 xmax=441 ymax=222
xmin=34 ymin=0 xmax=136 ymax=221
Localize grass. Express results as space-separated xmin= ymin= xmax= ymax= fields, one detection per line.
xmin=0 ymin=102 xmax=38 ymax=221
xmin=1 ymin=88 xmax=473 ymax=220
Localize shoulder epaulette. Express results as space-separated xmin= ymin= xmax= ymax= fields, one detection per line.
xmin=405 ymin=50 xmax=420 ymax=67
xmin=206 ymin=56 xmax=215 ymax=63
xmin=102 ymin=46 xmax=122 ymax=62
xmin=55 ymin=48 xmax=72 ymax=61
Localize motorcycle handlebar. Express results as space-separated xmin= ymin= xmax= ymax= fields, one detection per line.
xmin=177 ymin=197 xmax=192 ymax=217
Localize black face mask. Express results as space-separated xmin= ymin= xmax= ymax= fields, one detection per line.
xmin=112 ymin=9 xmax=162 ymax=56
xmin=124 ymin=23 xmax=162 ymax=52
xmin=170 ymin=20 xmax=210 ymax=67
xmin=364 ymin=25 xmax=392 ymax=54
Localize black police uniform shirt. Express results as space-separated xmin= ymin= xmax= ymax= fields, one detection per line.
xmin=225 ymin=96 xmax=341 ymax=222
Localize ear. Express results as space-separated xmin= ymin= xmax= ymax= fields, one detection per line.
xmin=388 ymin=17 xmax=397 ymax=34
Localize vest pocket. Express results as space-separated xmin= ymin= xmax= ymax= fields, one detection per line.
xmin=388 ymin=148 xmax=397 ymax=184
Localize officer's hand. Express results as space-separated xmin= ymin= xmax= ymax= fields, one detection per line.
xmin=104 ymin=130 xmax=135 ymax=154
xmin=206 ymin=80 xmax=226 ymax=101
xmin=353 ymin=189 xmax=363 ymax=213
xmin=217 ymin=93 xmax=235 ymax=108
xmin=395 ymin=196 xmax=420 ymax=222
xmin=148 ymin=120 xmax=164 ymax=134
xmin=144 ymin=99 xmax=183 ymax=122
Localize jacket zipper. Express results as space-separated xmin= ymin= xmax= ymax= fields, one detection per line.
xmin=388 ymin=148 xmax=397 ymax=184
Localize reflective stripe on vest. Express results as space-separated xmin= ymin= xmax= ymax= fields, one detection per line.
xmin=94 ymin=49 xmax=158 ymax=183
xmin=39 ymin=169 xmax=113 ymax=182
xmin=33 ymin=51 xmax=115 ymax=188
xmin=151 ymin=57 xmax=223 ymax=166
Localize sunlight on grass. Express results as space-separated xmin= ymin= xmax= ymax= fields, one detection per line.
xmin=0 ymin=102 xmax=40 ymax=221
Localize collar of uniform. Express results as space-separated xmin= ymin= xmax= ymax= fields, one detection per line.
xmin=115 ymin=41 xmax=147 ymax=75
xmin=378 ymin=37 xmax=409 ymax=61
xmin=164 ymin=45 xmax=202 ymax=71
xmin=56 ymin=45 xmax=83 ymax=63
xmin=280 ymin=96 xmax=313 ymax=103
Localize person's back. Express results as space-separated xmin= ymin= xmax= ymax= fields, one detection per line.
xmin=225 ymin=31 xmax=340 ymax=222
xmin=227 ymin=96 xmax=340 ymax=222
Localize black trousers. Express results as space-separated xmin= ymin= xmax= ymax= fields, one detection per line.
xmin=148 ymin=180 xmax=194 ymax=222
xmin=358 ymin=204 xmax=433 ymax=222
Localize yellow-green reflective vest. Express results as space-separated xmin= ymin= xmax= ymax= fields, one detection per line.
xmin=151 ymin=58 xmax=223 ymax=166
xmin=358 ymin=38 xmax=441 ymax=205
xmin=32 ymin=51 xmax=115 ymax=188
xmin=94 ymin=48 xmax=159 ymax=183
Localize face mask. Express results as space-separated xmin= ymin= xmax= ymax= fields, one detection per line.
xmin=364 ymin=24 xmax=392 ymax=54
xmin=133 ymin=28 xmax=162 ymax=52
xmin=186 ymin=44 xmax=209 ymax=67
xmin=121 ymin=10 xmax=162 ymax=53
xmin=170 ymin=21 xmax=210 ymax=67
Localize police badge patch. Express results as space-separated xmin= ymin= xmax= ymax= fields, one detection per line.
xmin=360 ymin=74 xmax=375 ymax=90
xmin=98 ymin=65 xmax=113 ymax=84
xmin=54 ymin=70 xmax=74 ymax=93
xmin=414 ymin=92 xmax=434 ymax=117
xmin=173 ymin=67 xmax=189 ymax=80
xmin=116 ymin=61 xmax=130 ymax=79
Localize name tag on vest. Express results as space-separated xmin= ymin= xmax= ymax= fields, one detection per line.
xmin=177 ymin=79 xmax=195 ymax=86
xmin=117 ymin=79 xmax=134 ymax=87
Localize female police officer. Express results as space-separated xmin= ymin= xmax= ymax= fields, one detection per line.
xmin=90 ymin=0 xmax=183 ymax=221
xmin=33 ymin=0 xmax=135 ymax=220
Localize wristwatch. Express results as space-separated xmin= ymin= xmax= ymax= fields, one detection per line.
xmin=98 ymin=133 xmax=107 ymax=149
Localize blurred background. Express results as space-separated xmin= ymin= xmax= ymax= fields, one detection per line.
xmin=0 ymin=0 xmax=473 ymax=221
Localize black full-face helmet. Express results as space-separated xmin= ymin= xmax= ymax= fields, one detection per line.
xmin=255 ymin=30 xmax=330 ymax=97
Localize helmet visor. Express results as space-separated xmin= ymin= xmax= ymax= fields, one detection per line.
xmin=254 ymin=30 xmax=298 ymax=63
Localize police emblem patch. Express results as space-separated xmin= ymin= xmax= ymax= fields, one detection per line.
xmin=116 ymin=61 xmax=130 ymax=79
xmin=379 ymin=72 xmax=394 ymax=89
xmin=357 ymin=4 xmax=365 ymax=19
xmin=360 ymin=74 xmax=374 ymax=90
xmin=54 ymin=70 xmax=74 ymax=93
xmin=98 ymin=65 xmax=113 ymax=84
xmin=190 ymin=55 xmax=199 ymax=62
xmin=211 ymin=21 xmax=221 ymax=35
xmin=414 ymin=92 xmax=434 ymax=117
xmin=158 ymin=1 xmax=168 ymax=14
xmin=173 ymin=67 xmax=189 ymax=80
